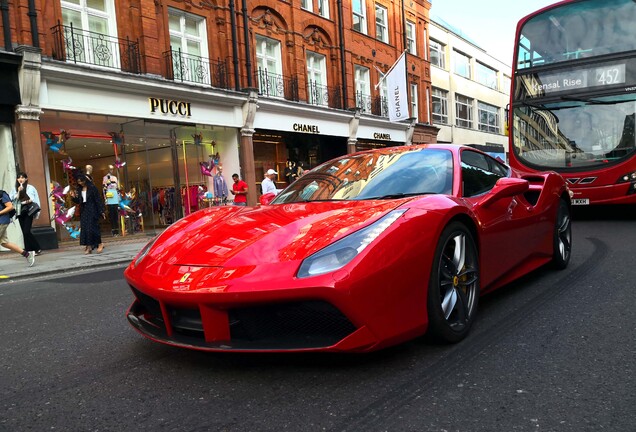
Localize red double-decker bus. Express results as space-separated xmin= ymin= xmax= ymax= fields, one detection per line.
xmin=509 ymin=0 xmax=636 ymax=206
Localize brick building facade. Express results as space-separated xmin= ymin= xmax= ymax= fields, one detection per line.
xmin=0 ymin=0 xmax=438 ymax=249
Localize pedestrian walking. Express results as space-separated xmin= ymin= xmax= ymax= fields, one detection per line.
xmin=261 ymin=169 xmax=279 ymax=195
xmin=10 ymin=172 xmax=42 ymax=255
xmin=0 ymin=189 xmax=35 ymax=266
xmin=70 ymin=173 xmax=105 ymax=254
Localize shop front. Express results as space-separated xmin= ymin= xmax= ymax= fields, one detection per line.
xmin=356 ymin=122 xmax=407 ymax=152
xmin=252 ymin=129 xmax=348 ymax=191
xmin=252 ymin=104 xmax=352 ymax=194
xmin=38 ymin=68 xmax=244 ymax=243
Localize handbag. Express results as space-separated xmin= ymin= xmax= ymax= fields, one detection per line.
xmin=22 ymin=202 xmax=41 ymax=217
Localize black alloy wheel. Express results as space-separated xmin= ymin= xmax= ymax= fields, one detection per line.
xmin=427 ymin=222 xmax=480 ymax=343
xmin=552 ymin=199 xmax=572 ymax=269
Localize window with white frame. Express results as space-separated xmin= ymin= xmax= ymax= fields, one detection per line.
xmin=432 ymin=87 xmax=448 ymax=124
xmin=352 ymin=0 xmax=367 ymax=34
xmin=453 ymin=50 xmax=471 ymax=79
xmin=478 ymin=102 xmax=500 ymax=133
xmin=355 ymin=65 xmax=371 ymax=113
xmin=502 ymin=75 xmax=512 ymax=95
xmin=301 ymin=0 xmax=312 ymax=12
xmin=318 ymin=0 xmax=330 ymax=18
xmin=256 ymin=35 xmax=284 ymax=98
xmin=455 ymin=94 xmax=473 ymax=128
xmin=168 ymin=8 xmax=209 ymax=84
xmin=476 ymin=62 xmax=498 ymax=89
xmin=375 ymin=4 xmax=388 ymax=43
xmin=307 ymin=51 xmax=328 ymax=106
xmin=429 ymin=39 xmax=445 ymax=69
xmin=61 ymin=0 xmax=119 ymax=68
xmin=410 ymin=83 xmax=418 ymax=121
xmin=406 ymin=21 xmax=416 ymax=55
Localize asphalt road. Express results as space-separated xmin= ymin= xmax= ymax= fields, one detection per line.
xmin=1 ymin=206 xmax=635 ymax=432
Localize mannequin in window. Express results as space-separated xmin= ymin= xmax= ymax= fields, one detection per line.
xmin=213 ymin=167 xmax=229 ymax=205
xmin=103 ymin=165 xmax=120 ymax=236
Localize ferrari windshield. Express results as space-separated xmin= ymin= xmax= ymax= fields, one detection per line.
xmin=271 ymin=148 xmax=453 ymax=203
xmin=512 ymin=94 xmax=636 ymax=170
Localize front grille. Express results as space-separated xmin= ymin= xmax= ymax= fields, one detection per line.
xmin=228 ymin=301 xmax=357 ymax=349
xmin=128 ymin=286 xmax=357 ymax=350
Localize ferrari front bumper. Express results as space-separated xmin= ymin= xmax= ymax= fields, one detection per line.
xmin=126 ymin=285 xmax=379 ymax=352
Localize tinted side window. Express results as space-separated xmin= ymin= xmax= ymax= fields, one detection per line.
xmin=489 ymin=157 xmax=509 ymax=177
xmin=461 ymin=150 xmax=504 ymax=197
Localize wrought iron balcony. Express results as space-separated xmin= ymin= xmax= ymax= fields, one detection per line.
xmin=256 ymin=68 xmax=298 ymax=102
xmin=51 ymin=22 xmax=141 ymax=73
xmin=307 ymin=80 xmax=342 ymax=109
xmin=372 ymin=95 xmax=389 ymax=117
xmin=355 ymin=92 xmax=373 ymax=114
xmin=163 ymin=48 xmax=230 ymax=89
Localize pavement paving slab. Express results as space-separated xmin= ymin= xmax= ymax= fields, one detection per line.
xmin=0 ymin=235 xmax=150 ymax=282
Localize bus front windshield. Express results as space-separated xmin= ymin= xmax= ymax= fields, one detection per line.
xmin=512 ymin=95 xmax=636 ymax=170
xmin=517 ymin=0 xmax=636 ymax=69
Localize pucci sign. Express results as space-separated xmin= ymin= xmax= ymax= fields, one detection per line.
xmin=149 ymin=97 xmax=192 ymax=117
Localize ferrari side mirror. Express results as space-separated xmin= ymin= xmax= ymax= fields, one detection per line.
xmin=481 ymin=177 xmax=529 ymax=208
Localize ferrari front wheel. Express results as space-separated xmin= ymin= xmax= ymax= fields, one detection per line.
xmin=427 ymin=222 xmax=480 ymax=344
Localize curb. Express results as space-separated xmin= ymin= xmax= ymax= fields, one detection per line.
xmin=0 ymin=255 xmax=136 ymax=284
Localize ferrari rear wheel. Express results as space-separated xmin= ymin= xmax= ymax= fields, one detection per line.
xmin=427 ymin=222 xmax=480 ymax=344
xmin=552 ymin=199 xmax=572 ymax=269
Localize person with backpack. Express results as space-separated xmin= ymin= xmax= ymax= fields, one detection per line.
xmin=0 ymin=189 xmax=35 ymax=266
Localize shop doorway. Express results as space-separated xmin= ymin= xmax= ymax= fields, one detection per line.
xmin=253 ymin=129 xmax=347 ymax=193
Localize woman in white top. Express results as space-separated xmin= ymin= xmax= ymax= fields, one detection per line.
xmin=10 ymin=172 xmax=42 ymax=255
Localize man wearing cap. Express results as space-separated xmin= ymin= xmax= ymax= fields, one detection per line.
xmin=261 ymin=169 xmax=279 ymax=195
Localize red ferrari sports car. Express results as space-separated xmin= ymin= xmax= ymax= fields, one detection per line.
xmin=124 ymin=144 xmax=572 ymax=352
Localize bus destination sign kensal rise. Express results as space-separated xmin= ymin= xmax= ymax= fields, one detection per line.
xmin=532 ymin=64 xmax=627 ymax=95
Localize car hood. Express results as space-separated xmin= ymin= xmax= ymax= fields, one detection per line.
xmin=147 ymin=200 xmax=406 ymax=267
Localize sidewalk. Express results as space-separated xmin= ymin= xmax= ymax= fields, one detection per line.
xmin=0 ymin=234 xmax=151 ymax=282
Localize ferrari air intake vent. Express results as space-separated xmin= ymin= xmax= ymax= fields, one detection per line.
xmin=128 ymin=286 xmax=168 ymax=337
xmin=520 ymin=175 xmax=545 ymax=206
xmin=229 ymin=301 xmax=357 ymax=349
xmin=168 ymin=307 xmax=204 ymax=338
xmin=131 ymin=286 xmax=163 ymax=320
xmin=521 ymin=175 xmax=545 ymax=185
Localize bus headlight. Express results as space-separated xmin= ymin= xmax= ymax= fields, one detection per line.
xmin=618 ymin=171 xmax=636 ymax=183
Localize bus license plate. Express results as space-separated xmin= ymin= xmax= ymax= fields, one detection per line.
xmin=572 ymin=198 xmax=590 ymax=205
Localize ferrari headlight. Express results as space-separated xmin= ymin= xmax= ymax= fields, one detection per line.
xmin=297 ymin=209 xmax=407 ymax=278
xmin=133 ymin=236 xmax=158 ymax=267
